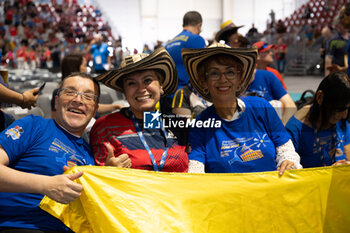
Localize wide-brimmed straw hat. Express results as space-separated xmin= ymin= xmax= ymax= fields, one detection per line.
xmin=94 ymin=47 xmax=178 ymax=97
xmin=215 ymin=20 xmax=244 ymax=43
xmin=182 ymin=42 xmax=257 ymax=101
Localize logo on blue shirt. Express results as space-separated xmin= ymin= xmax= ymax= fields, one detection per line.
xmin=144 ymin=111 xmax=162 ymax=129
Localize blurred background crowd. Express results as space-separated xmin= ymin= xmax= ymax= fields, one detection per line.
xmin=0 ymin=0 xmax=347 ymax=119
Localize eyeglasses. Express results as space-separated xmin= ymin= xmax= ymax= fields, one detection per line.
xmin=205 ymin=69 xmax=241 ymax=80
xmin=58 ymin=88 xmax=98 ymax=103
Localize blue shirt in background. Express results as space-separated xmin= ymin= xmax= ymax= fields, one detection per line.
xmin=165 ymin=30 xmax=206 ymax=91
xmin=246 ymin=69 xmax=287 ymax=101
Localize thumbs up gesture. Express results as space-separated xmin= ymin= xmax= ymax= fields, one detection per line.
xmin=105 ymin=142 xmax=132 ymax=168
xmin=42 ymin=170 xmax=84 ymax=204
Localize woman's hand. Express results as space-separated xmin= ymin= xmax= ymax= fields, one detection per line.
xmin=105 ymin=143 xmax=132 ymax=168
xmin=332 ymin=159 xmax=350 ymax=166
xmin=277 ymin=160 xmax=296 ymax=176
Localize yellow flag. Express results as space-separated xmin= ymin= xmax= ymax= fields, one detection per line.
xmin=40 ymin=165 xmax=350 ymax=233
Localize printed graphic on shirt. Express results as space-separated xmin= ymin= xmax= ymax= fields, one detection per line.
xmin=49 ymin=138 xmax=87 ymax=166
xmin=248 ymin=86 xmax=268 ymax=98
xmin=220 ymin=132 xmax=270 ymax=164
xmin=5 ymin=125 xmax=24 ymax=140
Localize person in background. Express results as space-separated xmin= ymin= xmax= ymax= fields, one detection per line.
xmin=253 ymin=41 xmax=287 ymax=90
xmin=0 ymin=73 xmax=99 ymax=232
xmin=245 ymin=54 xmax=297 ymax=125
xmin=164 ymin=11 xmax=206 ymax=115
xmin=172 ymin=82 xmax=212 ymax=119
xmin=215 ymin=19 xmax=244 ymax=48
xmin=286 ymin=72 xmax=350 ymax=168
xmin=85 ymin=34 xmax=111 ymax=74
xmin=0 ymin=70 xmax=39 ymax=132
xmin=182 ymin=43 xmax=301 ymax=175
xmin=90 ymin=47 xmax=188 ymax=172
xmin=142 ymin=44 xmax=152 ymax=54
xmin=338 ymin=3 xmax=350 ymax=78
xmin=319 ymin=26 xmax=334 ymax=76
xmin=274 ymin=37 xmax=288 ymax=74
xmin=325 ymin=15 xmax=349 ymax=76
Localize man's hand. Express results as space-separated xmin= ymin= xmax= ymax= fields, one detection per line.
xmin=42 ymin=172 xmax=84 ymax=204
xmin=105 ymin=143 xmax=132 ymax=168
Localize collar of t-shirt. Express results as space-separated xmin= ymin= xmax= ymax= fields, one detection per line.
xmin=230 ymin=98 xmax=245 ymax=121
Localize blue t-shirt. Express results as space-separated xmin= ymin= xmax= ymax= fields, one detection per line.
xmin=165 ymin=30 xmax=206 ymax=91
xmin=91 ymin=42 xmax=109 ymax=71
xmin=0 ymin=115 xmax=94 ymax=231
xmin=246 ymin=69 xmax=287 ymax=101
xmin=188 ymin=96 xmax=290 ymax=173
xmin=286 ymin=115 xmax=349 ymax=168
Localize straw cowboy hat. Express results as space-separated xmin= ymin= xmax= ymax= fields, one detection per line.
xmin=94 ymin=47 xmax=178 ymax=97
xmin=215 ymin=20 xmax=244 ymax=43
xmin=181 ymin=42 xmax=257 ymax=101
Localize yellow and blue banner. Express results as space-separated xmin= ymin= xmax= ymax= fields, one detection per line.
xmin=40 ymin=165 xmax=350 ymax=233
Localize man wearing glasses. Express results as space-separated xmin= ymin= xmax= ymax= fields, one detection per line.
xmin=0 ymin=73 xmax=99 ymax=232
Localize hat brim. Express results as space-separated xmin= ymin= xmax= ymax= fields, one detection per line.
xmin=259 ymin=44 xmax=274 ymax=53
xmin=94 ymin=47 xmax=178 ymax=97
xmin=215 ymin=25 xmax=244 ymax=42
xmin=182 ymin=47 xmax=257 ymax=102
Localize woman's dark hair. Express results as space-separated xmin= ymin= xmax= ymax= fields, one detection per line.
xmin=61 ymin=53 xmax=84 ymax=80
xmin=308 ymin=72 xmax=350 ymax=129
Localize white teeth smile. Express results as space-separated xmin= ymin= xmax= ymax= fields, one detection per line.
xmin=68 ymin=109 xmax=84 ymax=114
xmin=218 ymin=87 xmax=230 ymax=91
xmin=136 ymin=96 xmax=151 ymax=101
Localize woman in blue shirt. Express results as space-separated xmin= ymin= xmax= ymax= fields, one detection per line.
xmin=286 ymin=72 xmax=350 ymax=168
xmin=182 ymin=43 xmax=302 ymax=174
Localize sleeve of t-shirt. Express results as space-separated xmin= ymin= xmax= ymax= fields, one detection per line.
xmin=259 ymin=98 xmax=290 ymax=147
xmin=103 ymin=44 xmax=109 ymax=56
xmin=191 ymin=35 xmax=206 ymax=49
xmin=285 ymin=116 xmax=301 ymax=152
xmin=343 ymin=121 xmax=350 ymax=146
xmin=172 ymin=88 xmax=190 ymax=109
xmin=90 ymin=44 xmax=97 ymax=53
xmin=0 ymin=115 xmax=39 ymax=163
xmin=326 ymin=39 xmax=335 ymax=57
xmin=267 ymin=71 xmax=287 ymax=100
xmin=90 ymin=114 xmax=128 ymax=166
xmin=90 ymin=118 xmax=108 ymax=166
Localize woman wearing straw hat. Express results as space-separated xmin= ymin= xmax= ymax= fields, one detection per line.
xmin=215 ymin=20 xmax=244 ymax=48
xmin=182 ymin=43 xmax=301 ymax=175
xmin=90 ymin=47 xmax=188 ymax=172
